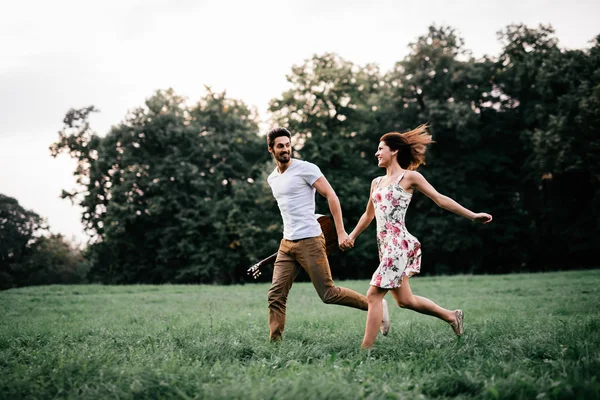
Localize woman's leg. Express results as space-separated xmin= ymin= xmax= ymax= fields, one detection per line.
xmin=389 ymin=275 xmax=458 ymax=327
xmin=361 ymin=286 xmax=388 ymax=348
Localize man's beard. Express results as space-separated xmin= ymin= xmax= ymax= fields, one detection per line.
xmin=275 ymin=152 xmax=291 ymax=163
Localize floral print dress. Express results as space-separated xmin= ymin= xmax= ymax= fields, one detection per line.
xmin=370 ymin=172 xmax=422 ymax=289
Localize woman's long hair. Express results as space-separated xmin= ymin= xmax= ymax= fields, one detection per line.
xmin=380 ymin=124 xmax=434 ymax=170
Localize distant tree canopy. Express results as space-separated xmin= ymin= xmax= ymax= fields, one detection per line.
xmin=0 ymin=194 xmax=86 ymax=289
xmin=47 ymin=24 xmax=599 ymax=285
xmin=0 ymin=194 xmax=45 ymax=286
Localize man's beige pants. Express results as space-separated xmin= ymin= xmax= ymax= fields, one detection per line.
xmin=268 ymin=233 xmax=368 ymax=341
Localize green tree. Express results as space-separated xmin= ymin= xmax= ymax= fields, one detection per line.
xmin=0 ymin=194 xmax=46 ymax=289
xmin=496 ymin=25 xmax=600 ymax=268
xmin=17 ymin=234 xmax=88 ymax=286
xmin=0 ymin=194 xmax=85 ymax=289
xmin=52 ymin=89 xmax=268 ymax=284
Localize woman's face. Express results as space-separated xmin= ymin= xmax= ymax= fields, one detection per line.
xmin=375 ymin=141 xmax=397 ymax=167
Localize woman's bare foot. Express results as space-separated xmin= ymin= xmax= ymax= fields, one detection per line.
xmin=449 ymin=309 xmax=464 ymax=336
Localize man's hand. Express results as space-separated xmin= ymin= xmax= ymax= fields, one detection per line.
xmin=338 ymin=232 xmax=354 ymax=251
xmin=338 ymin=232 xmax=352 ymax=251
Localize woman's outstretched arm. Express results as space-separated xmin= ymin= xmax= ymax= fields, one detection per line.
xmin=410 ymin=171 xmax=492 ymax=224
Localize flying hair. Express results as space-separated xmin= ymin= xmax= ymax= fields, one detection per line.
xmin=380 ymin=124 xmax=434 ymax=170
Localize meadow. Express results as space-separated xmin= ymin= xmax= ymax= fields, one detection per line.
xmin=1 ymin=270 xmax=599 ymax=399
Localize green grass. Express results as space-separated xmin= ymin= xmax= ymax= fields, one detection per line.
xmin=1 ymin=270 xmax=600 ymax=399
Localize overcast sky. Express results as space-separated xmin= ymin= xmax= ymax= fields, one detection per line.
xmin=1 ymin=0 xmax=598 ymax=244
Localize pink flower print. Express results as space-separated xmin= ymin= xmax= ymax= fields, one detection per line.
xmin=407 ymin=249 xmax=415 ymax=258
xmin=391 ymin=224 xmax=402 ymax=235
xmin=385 ymin=191 xmax=394 ymax=201
xmin=374 ymin=193 xmax=382 ymax=203
xmin=401 ymin=240 xmax=409 ymax=250
xmin=379 ymin=230 xmax=387 ymax=240
xmin=384 ymin=257 xmax=394 ymax=268
xmin=380 ymin=205 xmax=387 ymax=212
xmin=392 ymin=237 xmax=398 ymax=246
xmin=391 ymin=198 xmax=399 ymax=207
xmin=374 ymin=274 xmax=382 ymax=286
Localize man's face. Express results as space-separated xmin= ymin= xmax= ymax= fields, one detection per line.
xmin=269 ymin=136 xmax=292 ymax=163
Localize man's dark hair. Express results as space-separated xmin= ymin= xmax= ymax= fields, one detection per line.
xmin=267 ymin=127 xmax=291 ymax=149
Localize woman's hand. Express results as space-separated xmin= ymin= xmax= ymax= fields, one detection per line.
xmin=472 ymin=213 xmax=493 ymax=224
xmin=340 ymin=236 xmax=355 ymax=250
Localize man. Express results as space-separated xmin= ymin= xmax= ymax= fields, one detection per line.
xmin=265 ymin=127 xmax=390 ymax=341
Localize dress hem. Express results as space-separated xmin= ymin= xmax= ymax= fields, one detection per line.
xmin=370 ymin=268 xmax=420 ymax=289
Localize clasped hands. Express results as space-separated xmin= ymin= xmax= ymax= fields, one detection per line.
xmin=338 ymin=232 xmax=355 ymax=252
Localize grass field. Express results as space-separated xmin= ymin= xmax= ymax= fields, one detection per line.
xmin=1 ymin=270 xmax=600 ymax=399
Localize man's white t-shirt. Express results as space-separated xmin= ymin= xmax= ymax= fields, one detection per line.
xmin=267 ymin=159 xmax=323 ymax=240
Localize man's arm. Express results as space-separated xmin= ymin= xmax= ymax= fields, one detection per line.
xmin=313 ymin=176 xmax=351 ymax=250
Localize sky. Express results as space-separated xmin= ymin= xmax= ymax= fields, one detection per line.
xmin=1 ymin=0 xmax=598 ymax=245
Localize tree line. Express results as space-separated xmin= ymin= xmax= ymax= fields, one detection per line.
xmin=2 ymin=24 xmax=598 ymax=289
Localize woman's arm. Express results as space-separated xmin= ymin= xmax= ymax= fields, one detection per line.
xmin=411 ymin=171 xmax=493 ymax=224
xmin=348 ymin=178 xmax=378 ymax=243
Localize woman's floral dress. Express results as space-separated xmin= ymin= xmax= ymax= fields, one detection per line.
xmin=370 ymin=172 xmax=422 ymax=289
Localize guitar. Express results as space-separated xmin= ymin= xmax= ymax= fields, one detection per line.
xmin=247 ymin=214 xmax=338 ymax=279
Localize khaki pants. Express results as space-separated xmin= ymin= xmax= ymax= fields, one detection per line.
xmin=267 ymin=233 xmax=368 ymax=341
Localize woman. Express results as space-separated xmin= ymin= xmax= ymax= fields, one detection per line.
xmin=344 ymin=125 xmax=492 ymax=349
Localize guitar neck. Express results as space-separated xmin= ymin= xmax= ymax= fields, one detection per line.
xmin=257 ymin=252 xmax=277 ymax=267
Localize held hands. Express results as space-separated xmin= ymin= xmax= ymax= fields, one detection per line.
xmin=472 ymin=212 xmax=493 ymax=224
xmin=338 ymin=232 xmax=355 ymax=251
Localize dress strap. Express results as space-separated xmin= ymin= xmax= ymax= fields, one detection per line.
xmin=397 ymin=170 xmax=407 ymax=183
xmin=374 ymin=176 xmax=383 ymax=189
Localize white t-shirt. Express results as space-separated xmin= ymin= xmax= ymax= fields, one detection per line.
xmin=267 ymin=159 xmax=324 ymax=240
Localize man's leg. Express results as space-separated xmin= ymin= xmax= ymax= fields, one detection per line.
xmin=296 ymin=234 xmax=368 ymax=310
xmin=267 ymin=240 xmax=300 ymax=341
